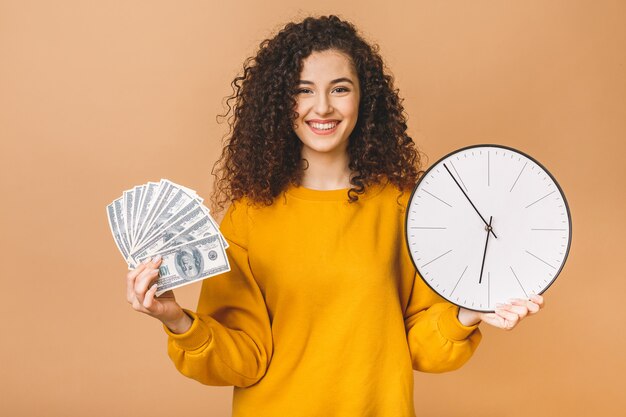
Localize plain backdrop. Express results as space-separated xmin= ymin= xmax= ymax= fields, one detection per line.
xmin=1 ymin=1 xmax=625 ymax=416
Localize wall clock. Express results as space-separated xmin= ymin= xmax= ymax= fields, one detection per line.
xmin=405 ymin=144 xmax=572 ymax=312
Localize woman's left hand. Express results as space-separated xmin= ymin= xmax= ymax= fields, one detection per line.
xmin=457 ymin=294 xmax=545 ymax=329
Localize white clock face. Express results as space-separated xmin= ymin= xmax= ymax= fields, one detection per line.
xmin=405 ymin=145 xmax=571 ymax=312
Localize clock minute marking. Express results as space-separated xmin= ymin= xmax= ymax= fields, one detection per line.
xmin=525 ymin=250 xmax=557 ymax=269
xmin=509 ymin=162 xmax=527 ymax=192
xmin=487 ymin=151 xmax=490 ymax=187
xmin=509 ymin=266 xmax=529 ymax=298
xmin=422 ymin=189 xmax=452 ymax=207
xmin=450 ymin=265 xmax=469 ymax=297
xmin=525 ymin=190 xmax=556 ymax=209
xmin=449 ymin=160 xmax=468 ymax=192
xmin=421 ymin=249 xmax=452 ymax=268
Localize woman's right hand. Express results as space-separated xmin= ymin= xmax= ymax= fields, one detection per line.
xmin=126 ymin=255 xmax=193 ymax=334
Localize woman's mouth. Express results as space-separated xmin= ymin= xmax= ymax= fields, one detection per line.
xmin=306 ymin=120 xmax=340 ymax=135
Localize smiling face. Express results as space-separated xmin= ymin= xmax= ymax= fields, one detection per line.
xmin=293 ymin=49 xmax=361 ymax=159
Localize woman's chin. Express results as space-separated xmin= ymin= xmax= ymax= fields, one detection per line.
xmin=301 ymin=144 xmax=347 ymax=157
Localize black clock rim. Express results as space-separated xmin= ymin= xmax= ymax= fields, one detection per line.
xmin=404 ymin=143 xmax=573 ymax=313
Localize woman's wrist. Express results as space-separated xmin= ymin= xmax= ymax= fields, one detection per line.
xmin=457 ymin=307 xmax=482 ymax=327
xmin=163 ymin=310 xmax=193 ymax=334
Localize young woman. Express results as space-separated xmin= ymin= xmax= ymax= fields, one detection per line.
xmin=126 ymin=15 xmax=544 ymax=417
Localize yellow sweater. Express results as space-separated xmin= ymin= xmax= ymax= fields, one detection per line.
xmin=164 ymin=181 xmax=482 ymax=417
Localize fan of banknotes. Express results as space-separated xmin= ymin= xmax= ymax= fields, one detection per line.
xmin=106 ymin=179 xmax=231 ymax=296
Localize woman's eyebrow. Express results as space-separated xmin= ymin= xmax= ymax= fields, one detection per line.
xmin=298 ymin=77 xmax=355 ymax=85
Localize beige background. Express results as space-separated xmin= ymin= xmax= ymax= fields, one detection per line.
xmin=1 ymin=1 xmax=624 ymax=416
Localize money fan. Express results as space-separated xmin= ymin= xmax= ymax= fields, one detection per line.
xmin=405 ymin=145 xmax=572 ymax=312
xmin=106 ymin=179 xmax=231 ymax=296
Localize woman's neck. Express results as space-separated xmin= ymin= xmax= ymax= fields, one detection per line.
xmin=300 ymin=148 xmax=352 ymax=190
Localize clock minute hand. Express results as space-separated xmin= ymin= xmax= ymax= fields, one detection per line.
xmin=443 ymin=163 xmax=498 ymax=239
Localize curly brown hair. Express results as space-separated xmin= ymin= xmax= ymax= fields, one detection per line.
xmin=210 ymin=14 xmax=423 ymax=213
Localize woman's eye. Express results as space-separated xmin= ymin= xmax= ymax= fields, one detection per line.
xmin=297 ymin=88 xmax=312 ymax=94
xmin=334 ymin=87 xmax=349 ymax=93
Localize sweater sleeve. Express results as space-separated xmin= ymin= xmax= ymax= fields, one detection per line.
xmin=404 ymin=271 xmax=482 ymax=373
xmin=397 ymin=187 xmax=482 ymax=372
xmin=163 ymin=199 xmax=273 ymax=387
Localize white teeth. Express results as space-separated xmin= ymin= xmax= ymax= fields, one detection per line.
xmin=309 ymin=122 xmax=337 ymax=130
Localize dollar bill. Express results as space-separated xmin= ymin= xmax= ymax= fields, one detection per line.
xmin=134 ymin=180 xmax=173 ymax=246
xmin=205 ymin=211 xmax=229 ymax=249
xmin=123 ymin=189 xmax=135 ymax=247
xmin=158 ymin=214 xmax=221 ymax=252
xmin=139 ymin=234 xmax=230 ymax=297
xmin=141 ymin=188 xmax=199 ymax=244
xmin=113 ymin=197 xmax=131 ymax=257
xmin=106 ymin=179 xmax=230 ymax=286
xmin=145 ymin=199 xmax=203 ymax=242
xmin=133 ymin=181 xmax=159 ymax=249
xmin=130 ymin=204 xmax=208 ymax=263
xmin=106 ymin=203 xmax=130 ymax=261
xmin=131 ymin=185 xmax=144 ymax=245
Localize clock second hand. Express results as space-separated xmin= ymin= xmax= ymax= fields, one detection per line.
xmin=479 ymin=216 xmax=493 ymax=284
xmin=443 ymin=163 xmax=498 ymax=239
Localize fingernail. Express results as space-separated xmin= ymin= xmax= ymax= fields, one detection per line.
xmin=142 ymin=258 xmax=151 ymax=264
xmin=153 ymin=255 xmax=162 ymax=262
xmin=496 ymin=303 xmax=505 ymax=308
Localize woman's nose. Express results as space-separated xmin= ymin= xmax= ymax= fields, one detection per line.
xmin=314 ymin=93 xmax=333 ymax=115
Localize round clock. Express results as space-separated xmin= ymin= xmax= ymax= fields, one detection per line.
xmin=405 ymin=144 xmax=572 ymax=312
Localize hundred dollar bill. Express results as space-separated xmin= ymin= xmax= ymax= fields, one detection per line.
xmin=113 ymin=197 xmax=131 ymax=256
xmin=133 ymin=181 xmax=160 ymax=248
xmin=138 ymin=198 xmax=202 ymax=248
xmin=139 ymin=234 xmax=230 ymax=297
xmin=106 ymin=203 xmax=130 ymax=261
xmin=148 ymin=199 xmax=228 ymax=250
xmin=158 ymin=213 xmax=221 ymax=252
xmin=131 ymin=184 xmax=144 ymax=245
xmin=141 ymin=188 xmax=200 ymax=245
xmin=138 ymin=182 xmax=193 ymax=244
xmin=130 ymin=204 xmax=208 ymax=263
xmin=123 ymin=189 xmax=135 ymax=247
xmin=135 ymin=180 xmax=173 ymax=245
xmin=205 ymin=211 xmax=229 ymax=249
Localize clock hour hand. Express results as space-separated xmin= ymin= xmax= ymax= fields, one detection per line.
xmin=479 ymin=216 xmax=493 ymax=284
xmin=443 ymin=163 xmax=497 ymax=239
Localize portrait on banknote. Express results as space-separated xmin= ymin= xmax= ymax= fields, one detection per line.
xmin=175 ymin=248 xmax=203 ymax=280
